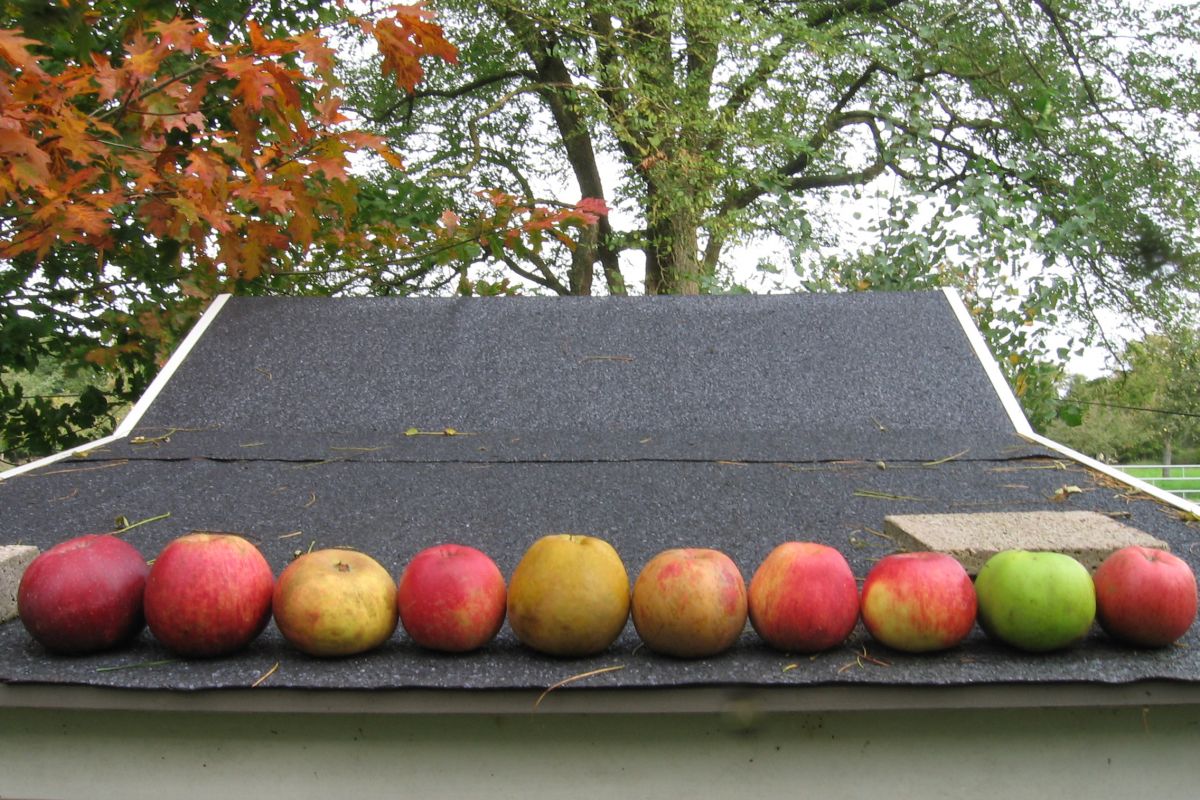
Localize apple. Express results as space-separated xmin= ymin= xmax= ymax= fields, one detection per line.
xmin=1093 ymin=546 xmax=1197 ymax=647
xmin=631 ymin=548 xmax=747 ymax=658
xmin=17 ymin=534 xmax=149 ymax=654
xmin=397 ymin=543 xmax=506 ymax=653
xmin=975 ymin=549 xmax=1095 ymax=652
xmin=144 ymin=532 xmax=275 ymax=658
xmin=274 ymin=548 xmax=398 ymax=657
xmin=860 ymin=552 xmax=976 ymax=653
xmin=748 ymin=542 xmax=859 ymax=653
xmin=507 ymin=533 xmax=630 ymax=657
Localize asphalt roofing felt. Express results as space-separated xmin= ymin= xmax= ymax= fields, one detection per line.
xmin=1 ymin=290 xmax=1198 ymax=695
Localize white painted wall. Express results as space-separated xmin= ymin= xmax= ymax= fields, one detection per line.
xmin=2 ymin=704 xmax=1198 ymax=800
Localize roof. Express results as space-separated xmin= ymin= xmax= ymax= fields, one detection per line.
xmin=2 ymin=289 xmax=1198 ymax=713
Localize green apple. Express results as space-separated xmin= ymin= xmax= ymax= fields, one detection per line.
xmin=975 ymin=550 xmax=1095 ymax=652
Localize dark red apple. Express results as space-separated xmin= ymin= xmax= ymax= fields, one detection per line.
xmin=17 ymin=534 xmax=149 ymax=654
xmin=144 ymin=532 xmax=275 ymax=657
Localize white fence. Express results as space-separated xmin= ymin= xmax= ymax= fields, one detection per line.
xmin=1112 ymin=465 xmax=1200 ymax=500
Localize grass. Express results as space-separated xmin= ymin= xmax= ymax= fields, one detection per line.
xmin=1117 ymin=465 xmax=1200 ymax=498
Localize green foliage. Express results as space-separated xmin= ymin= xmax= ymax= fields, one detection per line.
xmin=1044 ymin=325 xmax=1200 ymax=462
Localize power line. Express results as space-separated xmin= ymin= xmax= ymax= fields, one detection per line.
xmin=1075 ymin=398 xmax=1200 ymax=422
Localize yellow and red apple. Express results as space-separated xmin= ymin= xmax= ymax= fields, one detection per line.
xmin=632 ymin=548 xmax=747 ymax=658
xmin=860 ymin=551 xmax=976 ymax=652
xmin=274 ymin=548 xmax=398 ymax=657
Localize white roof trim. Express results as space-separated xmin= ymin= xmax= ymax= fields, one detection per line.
xmin=941 ymin=286 xmax=1200 ymax=517
xmin=0 ymin=294 xmax=231 ymax=482
xmin=940 ymin=287 xmax=1036 ymax=436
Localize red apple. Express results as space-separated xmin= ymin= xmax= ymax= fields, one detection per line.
xmin=748 ymin=542 xmax=859 ymax=653
xmin=1094 ymin=546 xmax=1198 ymax=647
xmin=860 ymin=552 xmax=976 ymax=653
xmin=144 ymin=532 xmax=275 ymax=657
xmin=631 ymin=548 xmax=747 ymax=658
xmin=275 ymin=548 xmax=399 ymax=657
xmin=17 ymin=534 xmax=149 ymax=654
xmin=397 ymin=544 xmax=506 ymax=653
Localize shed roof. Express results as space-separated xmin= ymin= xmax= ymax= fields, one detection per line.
xmin=2 ymin=289 xmax=1198 ymax=712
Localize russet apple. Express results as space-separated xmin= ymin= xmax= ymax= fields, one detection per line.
xmin=1094 ymin=546 xmax=1197 ymax=647
xmin=397 ymin=543 xmax=506 ymax=652
xmin=975 ymin=549 xmax=1095 ymax=652
xmin=507 ymin=533 xmax=630 ymax=657
xmin=860 ymin=552 xmax=976 ymax=653
xmin=17 ymin=534 xmax=149 ymax=655
xmin=632 ymin=547 xmax=747 ymax=658
xmin=144 ymin=532 xmax=275 ymax=657
xmin=274 ymin=548 xmax=399 ymax=657
xmin=748 ymin=541 xmax=859 ymax=653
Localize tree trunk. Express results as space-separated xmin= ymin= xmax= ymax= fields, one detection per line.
xmin=644 ymin=178 xmax=703 ymax=295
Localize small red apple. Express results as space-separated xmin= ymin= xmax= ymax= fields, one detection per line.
xmin=860 ymin=552 xmax=976 ymax=653
xmin=144 ymin=532 xmax=275 ymax=657
xmin=17 ymin=534 xmax=149 ymax=654
xmin=632 ymin=548 xmax=747 ymax=658
xmin=397 ymin=543 xmax=507 ymax=653
xmin=275 ymin=548 xmax=399 ymax=657
xmin=748 ymin=542 xmax=859 ymax=653
xmin=1094 ymin=546 xmax=1197 ymax=647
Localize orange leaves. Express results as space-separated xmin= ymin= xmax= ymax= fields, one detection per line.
xmin=0 ymin=9 xmax=458 ymax=287
xmin=355 ymin=3 xmax=458 ymax=93
xmin=150 ymin=18 xmax=201 ymax=55
xmin=0 ymin=128 xmax=50 ymax=187
xmin=0 ymin=28 xmax=46 ymax=76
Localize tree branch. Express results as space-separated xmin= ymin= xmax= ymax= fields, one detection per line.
xmin=716 ymin=64 xmax=881 ymax=217
xmin=364 ymin=69 xmax=536 ymax=124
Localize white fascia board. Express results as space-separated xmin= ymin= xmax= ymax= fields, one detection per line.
xmin=0 ymin=294 xmax=231 ymax=483
xmin=941 ymin=287 xmax=1036 ymax=436
xmin=941 ymin=287 xmax=1200 ymax=518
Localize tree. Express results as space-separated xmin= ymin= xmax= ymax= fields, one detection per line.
xmin=346 ymin=0 xmax=1200 ymax=405
xmin=1046 ymin=325 xmax=1200 ymax=463
xmin=0 ymin=2 xmax=601 ymax=461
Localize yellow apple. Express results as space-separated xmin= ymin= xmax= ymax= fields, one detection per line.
xmin=273 ymin=548 xmax=398 ymax=657
xmin=507 ymin=534 xmax=630 ymax=657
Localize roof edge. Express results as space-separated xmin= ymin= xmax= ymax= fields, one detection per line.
xmin=940 ymin=287 xmax=1200 ymax=517
xmin=0 ymin=294 xmax=231 ymax=483
xmin=2 ymin=679 xmax=1198 ymax=716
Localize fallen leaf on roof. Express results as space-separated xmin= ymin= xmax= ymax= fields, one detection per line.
xmin=1051 ymin=485 xmax=1085 ymax=501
